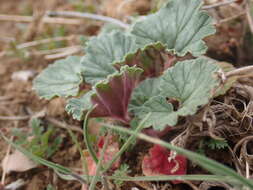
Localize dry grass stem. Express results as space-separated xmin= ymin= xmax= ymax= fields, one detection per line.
xmin=0 ymin=14 xmax=82 ymax=25
xmin=0 ymin=115 xmax=30 ymax=121
xmin=46 ymin=11 xmax=130 ymax=28
xmin=16 ymin=35 xmax=76 ymax=49
xmin=46 ymin=117 xmax=82 ymax=133
xmin=203 ymin=0 xmax=238 ymax=9
xmin=44 ymin=46 xmax=82 ymax=60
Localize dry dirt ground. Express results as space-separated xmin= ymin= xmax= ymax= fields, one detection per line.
xmin=0 ymin=0 xmax=253 ymax=190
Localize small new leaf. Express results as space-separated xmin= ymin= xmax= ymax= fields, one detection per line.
xmin=65 ymin=91 xmax=94 ymax=120
xmin=91 ymin=66 xmax=143 ymax=123
xmin=12 ymin=118 xmax=62 ymax=159
xmin=206 ymin=139 xmax=229 ymax=150
xmin=113 ymin=164 xmax=131 ymax=187
xmin=66 ymin=66 xmax=143 ymax=122
xmin=115 ymin=45 xmax=167 ymax=78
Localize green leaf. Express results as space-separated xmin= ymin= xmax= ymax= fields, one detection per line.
xmin=136 ymin=96 xmax=177 ymax=130
xmin=100 ymin=23 xmax=124 ymax=34
xmin=81 ymin=31 xmax=139 ymax=85
xmin=47 ymin=136 xmax=62 ymax=158
xmin=115 ymin=45 xmax=167 ymax=78
xmin=65 ymin=91 xmax=94 ymax=120
xmin=129 ymin=78 xmax=161 ymax=113
xmin=131 ymin=0 xmax=215 ymax=56
xmin=33 ymin=56 xmax=83 ymax=100
xmin=135 ymin=58 xmax=220 ymax=130
xmin=112 ymin=164 xmax=131 ymax=187
xmin=160 ymin=58 xmax=220 ymax=116
xmin=31 ymin=118 xmax=43 ymax=136
xmin=206 ymin=139 xmax=229 ymax=150
xmin=46 ymin=184 xmax=55 ymax=190
xmin=0 ymin=131 xmax=85 ymax=184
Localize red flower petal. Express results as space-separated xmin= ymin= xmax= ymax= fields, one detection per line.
xmin=142 ymin=145 xmax=187 ymax=184
xmin=97 ymin=137 xmax=105 ymax=149
xmin=97 ymin=135 xmax=120 ymax=169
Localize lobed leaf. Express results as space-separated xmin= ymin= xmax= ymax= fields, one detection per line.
xmin=33 ymin=56 xmax=83 ymax=100
xmin=134 ymin=58 xmax=220 ymax=130
xmin=81 ymin=31 xmax=139 ymax=85
xmin=115 ymin=45 xmax=168 ymax=78
xmin=131 ymin=0 xmax=215 ymax=56
xmin=138 ymin=96 xmax=177 ymax=131
xmin=160 ymin=58 xmax=220 ymax=116
xmin=129 ymin=78 xmax=161 ymax=114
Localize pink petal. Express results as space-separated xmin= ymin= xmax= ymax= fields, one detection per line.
xmin=97 ymin=135 xmax=120 ymax=169
xmin=83 ymin=135 xmax=120 ymax=176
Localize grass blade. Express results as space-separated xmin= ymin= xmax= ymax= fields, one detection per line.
xmin=83 ymin=108 xmax=98 ymax=164
xmin=56 ymin=172 xmax=237 ymax=184
xmin=89 ymin=131 xmax=111 ymax=190
xmin=102 ymin=113 xmax=151 ymax=172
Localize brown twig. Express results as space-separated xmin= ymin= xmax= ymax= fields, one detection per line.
xmin=0 ymin=36 xmax=15 ymax=43
xmin=36 ymin=46 xmax=81 ymax=55
xmin=0 ymin=96 xmax=12 ymax=101
xmin=214 ymin=11 xmax=246 ymax=25
xmin=46 ymin=117 xmax=82 ymax=133
xmin=46 ymin=11 xmax=130 ymax=28
xmin=226 ymin=65 xmax=253 ymax=78
xmin=1 ymin=45 xmax=81 ymax=60
xmin=4 ymin=179 xmax=26 ymax=190
xmin=16 ymin=35 xmax=76 ymax=49
xmin=0 ymin=100 xmax=25 ymax=106
xmin=161 ymin=183 xmax=171 ymax=190
xmin=132 ymin=181 xmax=153 ymax=190
xmin=246 ymin=1 xmax=253 ymax=33
xmin=116 ymin=0 xmax=135 ymax=17
xmin=44 ymin=46 xmax=82 ymax=60
xmin=0 ymin=115 xmax=30 ymax=121
xmin=182 ymin=181 xmax=200 ymax=190
xmin=0 ymin=14 xmax=82 ymax=25
xmin=202 ymin=0 xmax=238 ymax=9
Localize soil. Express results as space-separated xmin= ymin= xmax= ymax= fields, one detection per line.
xmin=0 ymin=0 xmax=253 ymax=190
